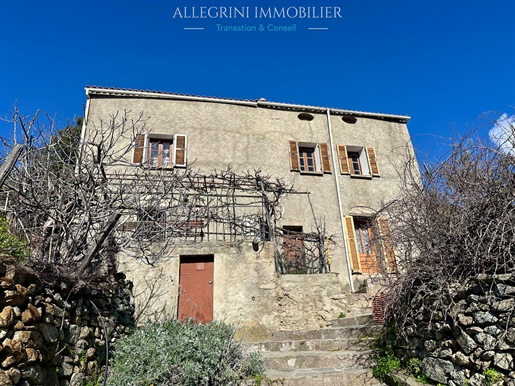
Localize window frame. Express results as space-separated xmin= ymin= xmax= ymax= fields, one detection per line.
xmin=132 ymin=133 xmax=188 ymax=168
xmin=337 ymin=145 xmax=380 ymax=177
xmin=289 ymin=141 xmax=331 ymax=174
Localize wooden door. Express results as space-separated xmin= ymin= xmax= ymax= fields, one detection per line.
xmin=178 ymin=255 xmax=214 ymax=323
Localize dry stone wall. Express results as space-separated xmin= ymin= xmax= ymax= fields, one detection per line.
xmin=397 ymin=273 xmax=515 ymax=386
xmin=0 ymin=257 xmax=135 ymax=386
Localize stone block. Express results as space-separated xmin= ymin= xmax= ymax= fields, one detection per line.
xmin=421 ymin=357 xmax=456 ymax=384
xmin=494 ymin=352 xmax=514 ymax=371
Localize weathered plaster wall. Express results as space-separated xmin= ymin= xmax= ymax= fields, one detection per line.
xmin=86 ymin=94 xmax=413 ymax=292
xmin=119 ymin=241 xmax=349 ymax=339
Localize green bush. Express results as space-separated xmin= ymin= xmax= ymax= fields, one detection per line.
xmin=108 ymin=320 xmax=264 ymax=386
xmin=0 ymin=216 xmax=27 ymax=261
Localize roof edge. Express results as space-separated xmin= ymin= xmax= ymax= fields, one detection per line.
xmin=85 ymin=86 xmax=411 ymax=123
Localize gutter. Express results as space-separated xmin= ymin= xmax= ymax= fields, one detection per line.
xmin=85 ymin=87 xmax=258 ymax=108
xmin=326 ymin=109 xmax=355 ymax=293
xmin=75 ymin=90 xmax=91 ymax=175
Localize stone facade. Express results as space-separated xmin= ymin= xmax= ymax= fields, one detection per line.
xmin=396 ymin=273 xmax=515 ymax=386
xmin=83 ymin=87 xmax=414 ymax=328
xmin=0 ymin=257 xmax=135 ymax=386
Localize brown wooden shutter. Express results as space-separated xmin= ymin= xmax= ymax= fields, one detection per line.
xmin=337 ymin=145 xmax=350 ymax=174
xmin=174 ymin=134 xmax=187 ymax=167
xmin=378 ymin=219 xmax=397 ymax=272
xmin=319 ymin=143 xmax=332 ymax=174
xmin=367 ymin=147 xmax=380 ymax=176
xmin=133 ymin=135 xmax=145 ymax=164
xmin=289 ymin=141 xmax=300 ymax=171
xmin=344 ymin=216 xmax=361 ymax=272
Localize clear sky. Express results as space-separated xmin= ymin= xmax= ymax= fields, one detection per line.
xmin=1 ymin=0 xmax=514 ymax=162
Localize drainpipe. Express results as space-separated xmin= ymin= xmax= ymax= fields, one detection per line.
xmin=75 ymin=89 xmax=91 ymax=176
xmin=326 ymin=109 xmax=355 ymax=293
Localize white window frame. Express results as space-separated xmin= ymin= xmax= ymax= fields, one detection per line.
xmin=346 ymin=146 xmax=371 ymax=177
xmin=133 ymin=133 xmax=187 ymax=168
xmin=297 ymin=142 xmax=323 ymax=174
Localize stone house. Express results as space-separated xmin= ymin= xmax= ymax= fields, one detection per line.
xmin=81 ymin=86 xmax=414 ymax=336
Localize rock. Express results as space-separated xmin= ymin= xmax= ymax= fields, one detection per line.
xmin=457 ymin=331 xmax=478 ymax=354
xmin=494 ymin=352 xmax=514 ymax=371
xmin=21 ymin=303 xmax=41 ymax=324
xmin=424 ymin=340 xmax=438 ymax=352
xmin=1 ymin=355 xmax=19 ymax=368
xmin=70 ymin=373 xmax=86 ymax=386
xmin=79 ymin=326 xmax=93 ymax=339
xmin=0 ymin=369 xmax=13 ymax=386
xmin=21 ymin=366 xmax=45 ymax=385
xmin=3 ymin=289 xmax=25 ymax=306
xmin=60 ymin=362 xmax=74 ymax=377
xmin=506 ymin=328 xmax=515 ymax=344
xmin=26 ymin=347 xmax=40 ymax=363
xmin=39 ymin=323 xmax=59 ymax=342
xmin=452 ymin=351 xmax=473 ymax=366
xmin=7 ymin=367 xmax=21 ymax=384
xmin=421 ymin=357 xmax=456 ymax=384
xmin=473 ymin=311 xmax=498 ymax=326
xmin=483 ymin=325 xmax=502 ymax=336
xmin=494 ymin=284 xmax=515 ymax=297
xmin=0 ymin=306 xmax=14 ymax=327
xmin=468 ymin=373 xmax=487 ymax=386
xmin=86 ymin=347 xmax=96 ymax=359
xmin=480 ymin=351 xmax=495 ymax=361
xmin=492 ymin=298 xmax=514 ymax=312
xmin=458 ymin=314 xmax=474 ymax=326
xmin=475 ymin=333 xmax=496 ymax=349
xmin=0 ymin=328 xmax=7 ymax=339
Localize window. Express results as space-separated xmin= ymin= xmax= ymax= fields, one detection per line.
xmin=289 ymin=141 xmax=331 ymax=174
xmin=337 ymin=145 xmax=379 ymax=177
xmin=344 ymin=216 xmax=396 ymax=274
xmin=133 ymin=134 xmax=187 ymax=167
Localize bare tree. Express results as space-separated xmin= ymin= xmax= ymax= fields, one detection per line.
xmin=0 ymin=108 xmax=334 ymax=293
xmin=375 ymin=112 xmax=515 ymax=335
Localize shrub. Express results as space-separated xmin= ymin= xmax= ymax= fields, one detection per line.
xmin=108 ymin=320 xmax=264 ymax=386
xmin=0 ymin=216 xmax=27 ymax=261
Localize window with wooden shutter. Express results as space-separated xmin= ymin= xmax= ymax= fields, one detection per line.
xmin=319 ymin=143 xmax=332 ymax=174
xmin=174 ymin=134 xmax=187 ymax=167
xmin=366 ymin=147 xmax=380 ymax=176
xmin=289 ymin=141 xmax=300 ymax=171
xmin=133 ymin=134 xmax=147 ymax=164
xmin=337 ymin=145 xmax=350 ymax=174
xmin=344 ymin=216 xmax=361 ymax=272
xmin=378 ymin=219 xmax=396 ymax=272
xmin=338 ymin=145 xmax=379 ymax=177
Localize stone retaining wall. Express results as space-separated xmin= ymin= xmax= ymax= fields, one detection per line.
xmin=0 ymin=257 xmax=135 ymax=386
xmin=397 ymin=273 xmax=515 ymax=386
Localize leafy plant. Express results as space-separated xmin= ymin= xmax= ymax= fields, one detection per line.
xmin=483 ymin=368 xmax=504 ymax=386
xmin=406 ymin=358 xmax=429 ymax=383
xmin=108 ymin=320 xmax=264 ymax=386
xmin=372 ymin=327 xmax=400 ymax=381
xmin=0 ymin=216 xmax=27 ymax=261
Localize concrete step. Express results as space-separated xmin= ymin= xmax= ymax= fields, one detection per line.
xmin=247 ymin=337 xmax=376 ymax=352
xmin=263 ymin=368 xmax=384 ymax=386
xmin=329 ymin=314 xmax=374 ymax=327
xmin=272 ymin=324 xmax=381 ymax=342
xmin=262 ymin=349 xmax=377 ymax=370
xmin=241 ymin=369 xmax=385 ymax=386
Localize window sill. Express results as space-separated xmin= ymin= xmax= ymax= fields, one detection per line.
xmin=349 ymin=174 xmax=373 ymax=180
xmin=299 ymin=171 xmax=324 ymax=176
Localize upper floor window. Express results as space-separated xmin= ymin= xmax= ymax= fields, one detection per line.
xmin=337 ymin=145 xmax=380 ymax=177
xmin=289 ymin=141 xmax=332 ymax=174
xmin=133 ymin=134 xmax=187 ymax=168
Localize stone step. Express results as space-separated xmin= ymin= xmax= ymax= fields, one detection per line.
xmin=247 ymin=336 xmax=376 ymax=352
xmin=272 ymin=324 xmax=381 ymax=342
xmin=329 ymin=314 xmax=374 ymax=327
xmin=262 ymin=349 xmax=377 ymax=370
xmin=263 ymin=368 xmax=384 ymax=386
xmin=241 ymin=369 xmax=385 ymax=386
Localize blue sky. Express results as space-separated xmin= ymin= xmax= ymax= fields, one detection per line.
xmin=0 ymin=0 xmax=514 ymax=162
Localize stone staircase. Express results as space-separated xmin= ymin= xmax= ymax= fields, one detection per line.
xmin=246 ymin=314 xmax=385 ymax=386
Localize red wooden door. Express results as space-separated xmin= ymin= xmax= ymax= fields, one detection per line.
xmin=178 ymin=255 xmax=214 ymax=324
